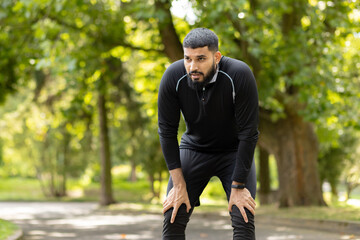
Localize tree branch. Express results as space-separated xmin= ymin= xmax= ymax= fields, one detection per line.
xmin=225 ymin=10 xmax=262 ymax=79
xmin=45 ymin=12 xmax=163 ymax=54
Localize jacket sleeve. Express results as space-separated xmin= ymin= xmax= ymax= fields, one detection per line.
xmin=157 ymin=67 xmax=182 ymax=171
xmin=232 ymin=62 xmax=259 ymax=183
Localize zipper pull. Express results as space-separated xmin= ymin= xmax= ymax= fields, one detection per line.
xmin=202 ymin=87 xmax=205 ymax=101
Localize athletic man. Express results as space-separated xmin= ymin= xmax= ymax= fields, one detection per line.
xmin=158 ymin=28 xmax=259 ymax=239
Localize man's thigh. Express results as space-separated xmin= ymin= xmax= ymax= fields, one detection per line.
xmin=166 ymin=149 xmax=213 ymax=206
xmin=215 ymin=152 xmax=257 ymax=200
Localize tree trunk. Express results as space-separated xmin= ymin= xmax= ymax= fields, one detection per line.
xmin=60 ymin=131 xmax=70 ymax=197
xmin=149 ymin=173 xmax=155 ymax=198
xmin=258 ymin=147 xmax=272 ymax=204
xmin=98 ymin=87 xmax=116 ymax=206
xmin=129 ymin=159 xmax=137 ymax=182
xmin=346 ymin=183 xmax=359 ymax=201
xmin=158 ymin=170 xmax=163 ymax=199
xmin=154 ymin=0 xmax=184 ymax=62
xmin=329 ymin=181 xmax=338 ymax=199
xmin=259 ymin=109 xmax=326 ymax=207
xmin=346 ymin=184 xmax=352 ymax=201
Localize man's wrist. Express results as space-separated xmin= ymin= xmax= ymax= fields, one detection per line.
xmin=170 ymin=168 xmax=186 ymax=187
xmin=231 ymin=182 xmax=246 ymax=189
xmin=174 ymin=182 xmax=186 ymax=188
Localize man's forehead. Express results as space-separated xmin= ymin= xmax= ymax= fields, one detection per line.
xmin=184 ymin=46 xmax=212 ymax=57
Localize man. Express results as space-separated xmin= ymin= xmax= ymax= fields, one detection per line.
xmin=158 ymin=28 xmax=259 ymax=240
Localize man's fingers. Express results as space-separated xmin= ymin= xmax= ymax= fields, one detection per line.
xmin=238 ymin=206 xmax=248 ymax=223
xmin=250 ymin=197 xmax=256 ymax=206
xmin=186 ymin=201 xmax=191 ymax=213
xmin=163 ymin=200 xmax=173 ymax=214
xmin=170 ymin=205 xmax=179 ymax=224
xmin=162 ymin=203 xmax=170 ymax=214
xmin=248 ymin=198 xmax=256 ymax=210
xmin=245 ymin=203 xmax=255 ymax=216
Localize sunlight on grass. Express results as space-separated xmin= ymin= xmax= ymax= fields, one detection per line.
xmin=346 ymin=199 xmax=360 ymax=208
xmin=0 ymin=178 xmax=45 ymax=201
xmin=0 ymin=219 xmax=18 ymax=240
xmin=200 ymin=177 xmax=228 ymax=206
xmin=107 ymin=202 xmax=162 ymax=213
xmin=257 ymin=204 xmax=360 ymax=222
xmin=338 ymin=192 xmax=360 ymax=208
xmin=112 ymin=165 xmax=131 ymax=177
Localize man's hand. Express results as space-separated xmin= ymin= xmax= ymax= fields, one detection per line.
xmin=163 ymin=185 xmax=191 ymax=224
xmin=228 ymin=185 xmax=256 ymax=223
xmin=163 ymin=168 xmax=191 ymax=224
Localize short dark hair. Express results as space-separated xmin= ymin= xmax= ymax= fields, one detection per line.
xmin=183 ymin=28 xmax=219 ymax=52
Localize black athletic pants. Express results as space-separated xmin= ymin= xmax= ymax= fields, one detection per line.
xmin=162 ymin=148 xmax=257 ymax=240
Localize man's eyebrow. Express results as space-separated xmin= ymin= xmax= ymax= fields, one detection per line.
xmin=184 ymin=54 xmax=207 ymax=58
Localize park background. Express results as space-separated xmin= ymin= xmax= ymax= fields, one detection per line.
xmin=0 ymin=0 xmax=360 ymax=237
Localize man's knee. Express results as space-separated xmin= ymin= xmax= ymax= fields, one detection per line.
xmin=230 ymin=205 xmax=255 ymax=240
xmin=162 ymin=204 xmax=192 ymax=240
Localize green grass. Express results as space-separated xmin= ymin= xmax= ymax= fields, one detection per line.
xmin=256 ymin=204 xmax=360 ymax=222
xmin=0 ymin=165 xmax=152 ymax=202
xmin=77 ymin=180 xmax=152 ymax=202
xmin=0 ymin=177 xmax=46 ymax=201
xmin=0 ymin=173 xmax=153 ymax=203
xmin=1 ymin=168 xmax=360 ymax=223
xmin=0 ymin=219 xmax=18 ymax=240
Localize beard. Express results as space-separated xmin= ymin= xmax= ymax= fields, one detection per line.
xmin=187 ymin=62 xmax=217 ymax=91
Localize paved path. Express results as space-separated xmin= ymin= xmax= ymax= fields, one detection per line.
xmin=0 ymin=202 xmax=359 ymax=240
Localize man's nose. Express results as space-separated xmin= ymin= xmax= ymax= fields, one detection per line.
xmin=190 ymin=61 xmax=198 ymax=72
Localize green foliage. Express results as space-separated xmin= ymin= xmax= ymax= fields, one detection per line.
xmin=0 ymin=219 xmax=18 ymax=240
xmin=0 ymin=0 xmax=38 ymax=103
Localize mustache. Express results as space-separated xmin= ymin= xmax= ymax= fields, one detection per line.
xmin=189 ymin=71 xmax=204 ymax=75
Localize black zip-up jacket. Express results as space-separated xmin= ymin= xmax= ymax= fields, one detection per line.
xmin=158 ymin=56 xmax=259 ymax=183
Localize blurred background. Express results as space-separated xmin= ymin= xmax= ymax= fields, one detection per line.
xmin=0 ymin=0 xmax=359 ymax=213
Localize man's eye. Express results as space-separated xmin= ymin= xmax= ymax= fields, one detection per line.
xmin=198 ymin=57 xmax=205 ymax=61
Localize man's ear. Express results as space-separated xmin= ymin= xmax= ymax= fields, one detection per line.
xmin=215 ymin=51 xmax=222 ymax=64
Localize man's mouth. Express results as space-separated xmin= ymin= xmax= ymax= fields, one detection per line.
xmin=189 ymin=71 xmax=203 ymax=81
